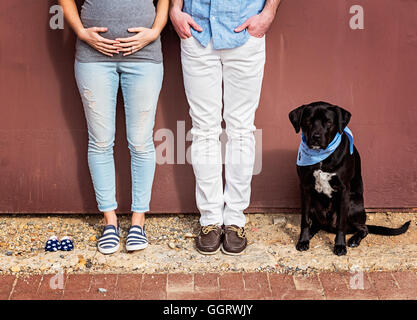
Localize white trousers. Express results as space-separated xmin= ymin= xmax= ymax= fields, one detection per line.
xmin=181 ymin=35 xmax=266 ymax=228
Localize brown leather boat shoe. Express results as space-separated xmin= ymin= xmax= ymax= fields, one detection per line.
xmin=221 ymin=225 xmax=247 ymax=256
xmin=195 ymin=224 xmax=222 ymax=255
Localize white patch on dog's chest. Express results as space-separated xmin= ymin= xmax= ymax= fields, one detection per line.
xmin=313 ymin=170 xmax=336 ymax=198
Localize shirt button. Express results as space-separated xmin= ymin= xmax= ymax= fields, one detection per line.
xmin=211 ymin=16 xmax=216 ymax=21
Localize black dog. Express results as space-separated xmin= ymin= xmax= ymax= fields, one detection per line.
xmin=289 ymin=101 xmax=410 ymax=256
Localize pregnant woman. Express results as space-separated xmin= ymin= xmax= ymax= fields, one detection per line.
xmin=59 ymin=0 xmax=169 ymax=254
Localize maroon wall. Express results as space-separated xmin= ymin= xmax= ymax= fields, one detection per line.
xmin=0 ymin=0 xmax=416 ymax=214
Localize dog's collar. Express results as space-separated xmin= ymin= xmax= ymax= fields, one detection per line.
xmin=297 ymin=127 xmax=354 ymax=166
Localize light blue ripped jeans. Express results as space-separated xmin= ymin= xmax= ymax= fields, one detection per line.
xmin=74 ymin=61 xmax=163 ymax=213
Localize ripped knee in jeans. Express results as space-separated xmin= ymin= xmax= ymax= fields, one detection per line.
xmin=83 ymin=89 xmax=97 ymax=109
xmin=130 ymin=110 xmax=153 ymax=153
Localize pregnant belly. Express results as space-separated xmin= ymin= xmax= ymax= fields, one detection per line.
xmin=80 ymin=0 xmax=156 ymax=39
xmin=81 ymin=18 xmax=154 ymax=40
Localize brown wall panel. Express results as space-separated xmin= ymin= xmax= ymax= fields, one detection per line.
xmin=0 ymin=0 xmax=416 ymax=214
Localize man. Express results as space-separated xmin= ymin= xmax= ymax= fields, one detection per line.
xmin=170 ymin=0 xmax=280 ymax=255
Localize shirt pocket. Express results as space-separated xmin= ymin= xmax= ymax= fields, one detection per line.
xmin=219 ymin=0 xmax=242 ymax=21
xmin=190 ymin=0 xmax=210 ymax=19
xmin=191 ymin=0 xmax=242 ymax=21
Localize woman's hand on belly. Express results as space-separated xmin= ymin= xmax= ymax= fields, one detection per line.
xmin=78 ymin=27 xmax=121 ymax=57
xmin=114 ymin=27 xmax=159 ymax=56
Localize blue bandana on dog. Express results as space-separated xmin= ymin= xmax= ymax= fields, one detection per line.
xmin=297 ymin=127 xmax=354 ymax=166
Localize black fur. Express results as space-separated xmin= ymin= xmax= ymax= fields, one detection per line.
xmin=289 ymin=101 xmax=410 ymax=256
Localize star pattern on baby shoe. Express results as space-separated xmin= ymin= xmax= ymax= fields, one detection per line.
xmin=59 ymin=236 xmax=74 ymax=251
xmin=45 ymin=236 xmax=61 ymax=252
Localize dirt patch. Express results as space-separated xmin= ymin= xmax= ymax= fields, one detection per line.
xmin=249 ymin=211 xmax=417 ymax=247
xmin=0 ymin=212 xmax=416 ymax=275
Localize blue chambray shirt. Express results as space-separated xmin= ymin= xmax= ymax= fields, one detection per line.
xmin=183 ymin=0 xmax=266 ymax=49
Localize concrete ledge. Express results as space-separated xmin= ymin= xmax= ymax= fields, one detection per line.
xmin=0 ymin=212 xmax=416 ymax=275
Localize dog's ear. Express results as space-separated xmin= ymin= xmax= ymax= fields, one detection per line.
xmin=289 ymin=105 xmax=306 ymax=133
xmin=333 ymin=106 xmax=351 ymax=133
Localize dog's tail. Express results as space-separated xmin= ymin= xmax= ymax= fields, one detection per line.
xmin=366 ymin=221 xmax=411 ymax=236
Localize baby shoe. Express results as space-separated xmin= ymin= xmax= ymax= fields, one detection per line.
xmin=45 ymin=236 xmax=61 ymax=252
xmin=59 ymin=236 xmax=74 ymax=251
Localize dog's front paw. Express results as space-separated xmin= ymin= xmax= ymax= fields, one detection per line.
xmin=333 ymin=245 xmax=347 ymax=256
xmin=348 ymin=236 xmax=361 ymax=248
xmin=296 ymin=240 xmax=310 ymax=252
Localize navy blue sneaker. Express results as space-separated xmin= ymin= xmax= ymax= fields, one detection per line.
xmin=97 ymin=224 xmax=121 ymax=255
xmin=126 ymin=225 xmax=148 ymax=251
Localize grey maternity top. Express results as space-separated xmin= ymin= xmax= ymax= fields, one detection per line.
xmin=75 ymin=0 xmax=162 ymax=63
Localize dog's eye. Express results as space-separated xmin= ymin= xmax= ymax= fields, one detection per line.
xmin=326 ymin=120 xmax=333 ymax=126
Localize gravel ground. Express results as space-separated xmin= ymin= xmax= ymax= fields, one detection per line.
xmin=0 ymin=212 xmax=416 ymax=275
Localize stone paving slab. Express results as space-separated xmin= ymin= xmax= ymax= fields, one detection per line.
xmin=2 ymin=271 xmax=417 ymax=300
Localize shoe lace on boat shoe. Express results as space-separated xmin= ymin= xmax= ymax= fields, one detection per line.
xmin=226 ymin=225 xmax=246 ymax=238
xmin=201 ymin=225 xmax=220 ymax=235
